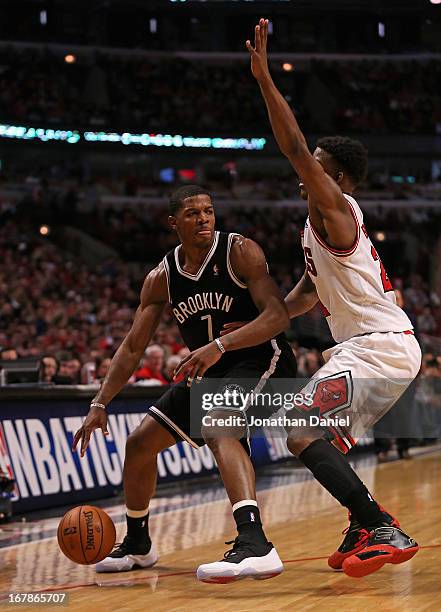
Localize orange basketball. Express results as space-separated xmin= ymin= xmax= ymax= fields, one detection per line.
xmin=57 ymin=505 xmax=116 ymax=565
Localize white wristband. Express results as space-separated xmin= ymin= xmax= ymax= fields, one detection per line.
xmin=214 ymin=338 xmax=226 ymax=354
xmin=91 ymin=402 xmax=106 ymax=410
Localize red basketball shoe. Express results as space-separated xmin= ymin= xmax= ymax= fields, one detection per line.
xmin=342 ymin=525 xmax=419 ymax=578
xmin=328 ymin=507 xmax=400 ymax=570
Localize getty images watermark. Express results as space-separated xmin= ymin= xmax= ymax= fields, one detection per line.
xmin=190 ymin=375 xmax=425 ymax=440
xmin=200 ymin=388 xmax=351 ymax=429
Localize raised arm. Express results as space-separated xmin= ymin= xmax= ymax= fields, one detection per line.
xmin=174 ymin=236 xmax=289 ymax=383
xmin=247 ymin=18 xmax=356 ymax=250
xmin=72 ymin=263 xmax=168 ymax=456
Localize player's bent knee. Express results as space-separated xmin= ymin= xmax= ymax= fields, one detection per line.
xmin=287 ymin=433 xmax=322 ymax=458
xmin=126 ymin=429 xmax=151 ymax=456
xmin=202 ymin=409 xmax=247 ymax=446
xmin=204 ymin=436 xmax=246 ymax=458
xmin=126 ymin=425 xmax=164 ymax=457
xmin=203 ymin=436 xmax=222 ymax=454
xmin=126 ymin=414 xmax=176 ymax=457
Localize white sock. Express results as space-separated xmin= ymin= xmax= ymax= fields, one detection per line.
xmin=126 ymin=507 xmax=149 ymax=519
xmin=232 ymin=499 xmax=258 ymax=513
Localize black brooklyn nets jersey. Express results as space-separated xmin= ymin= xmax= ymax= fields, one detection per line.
xmin=163 ymin=231 xmax=290 ymax=374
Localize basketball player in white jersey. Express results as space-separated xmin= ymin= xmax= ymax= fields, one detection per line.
xmin=178 ymin=19 xmax=421 ymax=580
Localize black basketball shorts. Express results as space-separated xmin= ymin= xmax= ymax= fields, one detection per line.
xmin=146 ymin=342 xmax=297 ymax=456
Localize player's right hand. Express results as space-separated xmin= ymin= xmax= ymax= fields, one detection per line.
xmin=72 ymin=406 xmax=109 ymax=458
xmin=220 ymin=321 xmax=250 ymax=336
xmin=246 ymin=18 xmax=270 ymax=82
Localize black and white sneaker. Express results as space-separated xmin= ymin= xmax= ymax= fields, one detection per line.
xmin=197 ymin=536 xmax=283 ymax=583
xmin=95 ymin=534 xmax=158 ymax=573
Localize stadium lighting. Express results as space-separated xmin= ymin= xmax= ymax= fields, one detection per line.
xmin=374 ymin=231 xmax=386 ymax=242
xmin=83 ymin=131 xmax=267 ymax=150
xmin=0 ymin=123 xmax=266 ymax=151
xmin=282 ymin=63 xmax=294 ymax=72
xmin=39 ymin=10 xmax=47 ymax=26
xmin=64 ymin=54 xmax=76 ymax=64
xmin=0 ymin=124 xmax=81 ymax=143
xmin=378 ymin=22 xmax=386 ymax=38
xmin=429 ymin=0 xmax=441 ymax=4
xmin=149 ymin=18 xmax=157 ymax=34
xmin=39 ymin=225 xmax=50 ymax=236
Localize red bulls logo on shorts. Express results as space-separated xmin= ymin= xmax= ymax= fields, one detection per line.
xmin=320 ymin=384 xmax=341 ymax=403
xmin=303 ymin=371 xmax=353 ymax=417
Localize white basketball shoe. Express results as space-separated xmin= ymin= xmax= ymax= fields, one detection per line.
xmin=95 ymin=535 xmax=158 ymax=573
xmin=197 ymin=536 xmax=283 ymax=583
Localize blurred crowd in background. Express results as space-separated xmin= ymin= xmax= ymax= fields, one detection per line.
xmin=0 ymin=49 xmax=440 ymax=135
xmin=0 ymin=192 xmax=440 ymax=390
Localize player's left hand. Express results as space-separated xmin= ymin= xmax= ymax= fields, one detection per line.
xmin=173 ymin=342 xmax=222 ymax=387
xmin=246 ymin=18 xmax=270 ymax=82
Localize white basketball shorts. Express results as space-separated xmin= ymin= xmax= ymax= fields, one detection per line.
xmin=296 ymin=331 xmax=422 ymax=453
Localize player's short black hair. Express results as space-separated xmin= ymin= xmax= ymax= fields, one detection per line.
xmin=169 ymin=185 xmax=212 ymax=215
xmin=316 ymin=136 xmax=368 ymax=186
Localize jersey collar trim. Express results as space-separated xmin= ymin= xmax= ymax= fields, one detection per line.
xmin=227 ymin=233 xmax=247 ymax=289
xmin=174 ymin=231 xmax=220 ymax=281
xmin=162 ymin=256 xmax=172 ymax=302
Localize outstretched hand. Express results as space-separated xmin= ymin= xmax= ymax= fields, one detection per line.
xmin=246 ymin=18 xmax=270 ymax=82
xmin=72 ymin=405 xmax=109 ymax=458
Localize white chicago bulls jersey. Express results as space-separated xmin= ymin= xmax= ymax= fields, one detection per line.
xmin=302 ymin=194 xmax=413 ymax=343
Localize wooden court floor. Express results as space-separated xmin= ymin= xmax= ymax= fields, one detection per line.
xmin=1 ymin=450 xmax=440 ymax=612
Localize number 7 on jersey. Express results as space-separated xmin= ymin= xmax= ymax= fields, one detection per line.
xmin=201 ymin=314 xmax=214 ymax=341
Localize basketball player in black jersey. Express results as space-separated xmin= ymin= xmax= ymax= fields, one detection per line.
xmin=72 ymin=184 xmax=297 ymax=581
